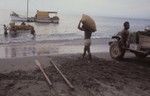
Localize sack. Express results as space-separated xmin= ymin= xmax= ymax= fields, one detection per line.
xmin=81 ymin=14 xmax=96 ymax=32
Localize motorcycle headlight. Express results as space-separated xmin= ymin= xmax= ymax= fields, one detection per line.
xmin=145 ymin=26 xmax=150 ymax=31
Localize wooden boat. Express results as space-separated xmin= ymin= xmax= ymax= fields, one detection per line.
xmin=9 ymin=22 xmax=35 ymax=36
xmin=35 ymin=10 xmax=59 ymax=23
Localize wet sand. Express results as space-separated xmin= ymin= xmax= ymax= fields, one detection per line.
xmin=0 ymin=38 xmax=110 ymax=59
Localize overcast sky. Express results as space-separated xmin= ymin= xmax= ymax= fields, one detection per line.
xmin=0 ymin=0 xmax=150 ymax=18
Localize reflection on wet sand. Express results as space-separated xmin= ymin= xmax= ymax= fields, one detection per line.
xmin=0 ymin=37 xmax=110 ymax=59
xmin=0 ymin=43 xmax=59 ymax=59
xmin=0 ymin=42 xmax=109 ymax=59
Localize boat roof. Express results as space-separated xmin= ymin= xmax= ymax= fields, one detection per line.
xmin=36 ymin=10 xmax=58 ymax=19
xmin=48 ymin=11 xmax=58 ymax=14
xmin=37 ymin=10 xmax=57 ymax=14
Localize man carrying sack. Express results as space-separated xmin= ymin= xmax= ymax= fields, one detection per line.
xmin=78 ymin=14 xmax=96 ymax=62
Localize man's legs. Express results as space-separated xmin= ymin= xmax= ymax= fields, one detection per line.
xmin=87 ymin=46 xmax=92 ymax=61
xmin=82 ymin=39 xmax=92 ymax=60
xmin=82 ymin=46 xmax=87 ymax=59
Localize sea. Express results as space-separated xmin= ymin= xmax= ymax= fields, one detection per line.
xmin=0 ymin=10 xmax=150 ymax=44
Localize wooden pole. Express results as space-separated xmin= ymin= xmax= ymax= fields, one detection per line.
xmin=50 ymin=59 xmax=74 ymax=89
xmin=35 ymin=60 xmax=52 ymax=86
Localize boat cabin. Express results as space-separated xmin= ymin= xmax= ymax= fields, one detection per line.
xmin=35 ymin=10 xmax=59 ymax=23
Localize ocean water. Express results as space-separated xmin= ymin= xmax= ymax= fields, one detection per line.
xmin=0 ymin=10 xmax=150 ymax=44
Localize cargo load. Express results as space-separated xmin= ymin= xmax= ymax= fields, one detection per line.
xmin=81 ymin=14 xmax=96 ymax=32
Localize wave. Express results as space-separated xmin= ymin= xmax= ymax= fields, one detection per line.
xmin=0 ymin=32 xmax=112 ymax=45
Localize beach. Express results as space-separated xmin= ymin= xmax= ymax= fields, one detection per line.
xmin=0 ymin=9 xmax=150 ymax=96
xmin=0 ymin=38 xmax=150 ymax=96
xmin=0 ymin=54 xmax=150 ymax=96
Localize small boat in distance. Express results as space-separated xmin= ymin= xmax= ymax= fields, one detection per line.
xmin=10 ymin=11 xmax=27 ymax=22
xmin=34 ymin=10 xmax=59 ymax=23
xmin=10 ymin=11 xmax=34 ymax=22
xmin=10 ymin=0 xmax=59 ymax=23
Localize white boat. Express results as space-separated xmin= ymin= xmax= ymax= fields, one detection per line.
xmin=10 ymin=0 xmax=34 ymax=22
xmin=10 ymin=11 xmax=27 ymax=22
xmin=10 ymin=0 xmax=59 ymax=23
xmin=35 ymin=10 xmax=59 ymax=23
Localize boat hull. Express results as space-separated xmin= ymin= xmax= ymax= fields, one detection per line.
xmin=10 ymin=16 xmax=27 ymax=22
xmin=35 ymin=19 xmax=59 ymax=23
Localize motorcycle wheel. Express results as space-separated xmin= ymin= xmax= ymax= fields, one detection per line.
xmin=109 ymin=41 xmax=125 ymax=60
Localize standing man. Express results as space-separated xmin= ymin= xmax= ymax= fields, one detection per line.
xmin=78 ymin=20 xmax=93 ymax=62
xmin=118 ymin=21 xmax=130 ymax=48
xmin=21 ymin=22 xmax=26 ymax=25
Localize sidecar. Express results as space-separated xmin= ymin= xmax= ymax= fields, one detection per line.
xmin=109 ymin=26 xmax=150 ymax=60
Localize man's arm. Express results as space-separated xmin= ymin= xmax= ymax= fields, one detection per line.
xmin=78 ymin=20 xmax=84 ymax=31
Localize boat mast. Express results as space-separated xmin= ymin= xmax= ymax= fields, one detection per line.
xmin=27 ymin=0 xmax=29 ymax=21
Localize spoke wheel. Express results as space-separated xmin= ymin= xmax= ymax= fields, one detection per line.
xmin=110 ymin=42 xmax=125 ymax=60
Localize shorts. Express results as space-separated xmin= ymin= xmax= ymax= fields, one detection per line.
xmin=84 ymin=39 xmax=91 ymax=46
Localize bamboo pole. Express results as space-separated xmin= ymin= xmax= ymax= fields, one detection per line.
xmin=35 ymin=60 xmax=52 ymax=86
xmin=50 ymin=59 xmax=74 ymax=89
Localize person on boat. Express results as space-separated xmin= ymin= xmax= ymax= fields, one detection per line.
xmin=78 ymin=20 xmax=93 ymax=62
xmin=31 ymin=28 xmax=35 ymax=38
xmin=21 ymin=22 xmax=26 ymax=25
xmin=118 ymin=21 xmax=130 ymax=48
xmin=9 ymin=22 xmax=17 ymax=37
xmin=3 ymin=24 xmax=8 ymax=36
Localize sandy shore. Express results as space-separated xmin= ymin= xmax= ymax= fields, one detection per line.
xmin=0 ymin=38 xmax=150 ymax=96
xmin=0 ymin=53 xmax=150 ymax=96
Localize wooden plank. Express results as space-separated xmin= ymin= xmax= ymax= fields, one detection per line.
xmin=139 ymin=35 xmax=150 ymax=48
xmin=35 ymin=60 xmax=52 ymax=86
xmin=125 ymin=48 xmax=147 ymax=54
xmin=139 ymin=35 xmax=150 ymax=42
xmin=49 ymin=59 xmax=74 ymax=89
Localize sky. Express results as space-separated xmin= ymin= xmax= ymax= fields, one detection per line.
xmin=0 ymin=0 xmax=150 ymax=19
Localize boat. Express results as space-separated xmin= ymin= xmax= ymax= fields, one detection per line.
xmin=35 ymin=10 xmax=59 ymax=23
xmin=10 ymin=0 xmax=59 ymax=23
xmin=10 ymin=0 xmax=34 ymax=22
xmin=9 ymin=22 xmax=35 ymax=36
xmin=10 ymin=11 xmax=27 ymax=22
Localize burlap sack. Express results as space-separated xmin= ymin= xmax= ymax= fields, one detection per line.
xmin=81 ymin=14 xmax=96 ymax=32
